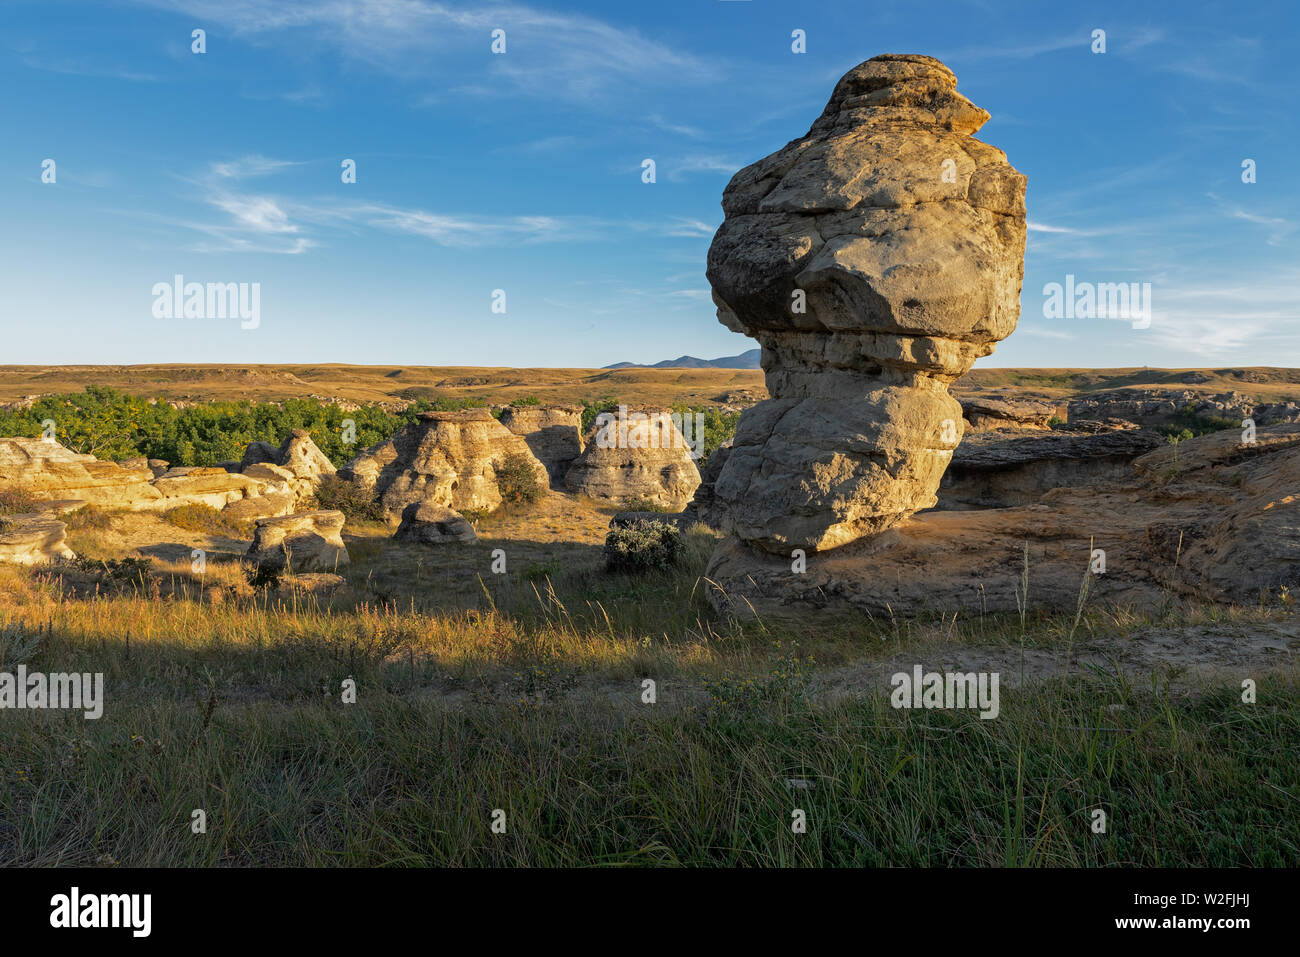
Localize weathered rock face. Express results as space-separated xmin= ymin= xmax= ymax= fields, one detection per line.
xmin=246 ymin=510 xmax=349 ymax=573
xmin=564 ymin=410 xmax=702 ymax=511
xmin=498 ymin=406 xmax=583 ymax=486
xmin=0 ymin=512 xmax=75 ymax=565
xmin=0 ymin=434 xmax=338 ymax=518
xmin=393 ymin=502 xmax=477 ymax=544
xmin=232 ymin=430 xmax=335 ymax=517
xmin=705 ymin=54 xmax=1026 ymax=554
xmin=151 ymin=467 xmax=267 ymax=511
xmin=689 ymin=440 xmax=733 ymax=527
xmin=339 ymin=410 xmax=548 ymax=521
xmin=707 ymin=424 xmax=1300 ymax=618
xmin=959 ymin=394 xmax=1058 ymax=431
xmin=937 ymin=427 xmax=1163 ymax=509
xmin=241 ymin=429 xmax=336 ymax=486
xmin=0 ymin=438 xmax=158 ymax=508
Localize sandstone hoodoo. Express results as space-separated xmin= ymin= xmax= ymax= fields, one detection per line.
xmin=393 ymin=502 xmax=478 ymax=545
xmin=339 ymin=409 xmax=548 ymax=521
xmin=498 ymin=405 xmax=583 ymax=487
xmin=565 ymin=409 xmax=701 ymax=511
xmin=246 ymin=509 xmax=349 ymax=573
xmin=0 ymin=510 xmax=76 ymax=565
xmin=703 ymin=54 xmax=1027 ymax=553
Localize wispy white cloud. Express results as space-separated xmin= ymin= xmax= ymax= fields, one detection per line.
xmin=1027 ymin=221 xmax=1083 ymax=235
xmin=129 ymin=0 xmax=720 ymax=102
xmin=211 ymin=155 xmax=302 ymax=180
xmin=170 ymin=158 xmax=709 ymax=251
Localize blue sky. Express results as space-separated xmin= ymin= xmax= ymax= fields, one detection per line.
xmin=2 ymin=0 xmax=1297 ymax=368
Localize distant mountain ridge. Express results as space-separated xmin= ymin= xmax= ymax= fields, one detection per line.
xmin=604 ymin=349 xmax=761 ymax=370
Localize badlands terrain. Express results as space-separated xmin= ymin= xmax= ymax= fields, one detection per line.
xmin=1 ymin=361 xmax=1297 ymax=866
xmin=1 ymin=54 xmax=1295 ymax=868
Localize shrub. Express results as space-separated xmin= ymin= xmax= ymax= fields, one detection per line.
xmin=669 ymin=403 xmax=741 ymax=465
xmin=162 ymin=504 xmax=251 ymax=539
xmin=0 ymin=489 xmax=40 ymax=516
xmin=496 ymin=453 xmax=544 ymax=505
xmin=580 ymin=396 xmax=621 ymax=434
xmin=63 ymin=505 xmax=114 ymax=530
xmin=71 ymin=556 xmax=155 ymax=590
xmin=313 ymin=475 xmax=386 ymax=522
xmin=604 ymin=520 xmax=686 ymax=574
xmin=620 ymin=497 xmax=669 ymax=513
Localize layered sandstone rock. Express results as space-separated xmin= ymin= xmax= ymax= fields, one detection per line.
xmin=338 ymin=410 xmax=548 ymax=521
xmin=704 ymin=53 xmax=1027 ymax=554
xmin=0 ymin=432 xmax=334 ymax=521
xmin=246 ymin=510 xmax=349 ymax=573
xmin=959 ymin=395 xmax=1058 ymax=431
xmin=151 ymin=467 xmax=267 ymax=511
xmin=393 ymin=502 xmax=477 ymax=544
xmin=499 ymin=405 xmax=583 ymax=486
xmin=707 ymin=424 xmax=1300 ymax=618
xmin=0 ymin=438 xmax=158 ymax=508
xmin=0 ymin=511 xmax=75 ymax=565
xmin=937 ymin=427 xmax=1162 ymax=509
xmin=564 ymin=410 xmax=701 ymax=511
xmin=240 ymin=429 xmax=335 ymax=487
xmin=228 ymin=430 xmax=336 ymax=519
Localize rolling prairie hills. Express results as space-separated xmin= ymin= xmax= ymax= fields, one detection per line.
xmin=0 ymin=364 xmax=1297 ymax=408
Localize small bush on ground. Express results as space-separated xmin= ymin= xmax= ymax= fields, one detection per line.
xmin=604 ymin=520 xmax=686 ymax=573
xmin=496 ymin=453 xmax=544 ymax=505
xmin=162 ymin=504 xmax=251 ymax=539
xmin=620 ymin=497 xmax=669 ymax=513
xmin=313 ymin=475 xmax=386 ymax=522
xmin=0 ymin=489 xmax=40 ymax=515
xmin=63 ymin=505 xmax=113 ymax=530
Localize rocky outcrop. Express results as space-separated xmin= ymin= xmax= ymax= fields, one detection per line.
xmin=707 ymin=424 xmax=1300 ymax=618
xmin=1067 ymin=389 xmax=1300 ymax=429
xmin=689 ymin=440 xmax=733 ymax=528
xmin=959 ymin=394 xmax=1058 ymax=431
xmin=498 ymin=405 xmax=583 ymax=486
xmin=339 ymin=410 xmax=548 ymax=521
xmin=226 ymin=430 xmax=336 ymax=519
xmin=393 ymin=502 xmax=477 ymax=544
xmin=0 ymin=438 xmax=159 ymax=508
xmin=0 ymin=510 xmax=75 ymax=565
xmin=151 ymin=467 xmax=267 ymax=511
xmin=703 ymin=54 xmax=1027 ymax=554
xmin=245 ymin=510 xmax=349 ymax=573
xmin=937 ymin=427 xmax=1163 ymax=509
xmin=0 ymin=432 xmax=335 ymax=520
xmin=240 ymin=429 xmax=335 ymax=486
xmin=564 ymin=410 xmax=701 ymax=510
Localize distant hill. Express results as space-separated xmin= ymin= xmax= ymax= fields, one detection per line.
xmin=605 ymin=349 xmax=761 ymax=370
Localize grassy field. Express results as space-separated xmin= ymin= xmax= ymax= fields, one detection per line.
xmin=1 ymin=503 xmax=1296 ymax=867
xmin=3 ymin=364 xmax=1300 ymax=408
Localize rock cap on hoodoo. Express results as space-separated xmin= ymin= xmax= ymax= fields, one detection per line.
xmin=814 ymin=54 xmax=989 ymax=135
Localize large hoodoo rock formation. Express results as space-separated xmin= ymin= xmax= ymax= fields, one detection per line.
xmin=338 ymin=410 xmax=548 ymax=521
xmin=703 ymin=54 xmax=1027 ymax=553
xmin=565 ymin=409 xmax=701 ymax=511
